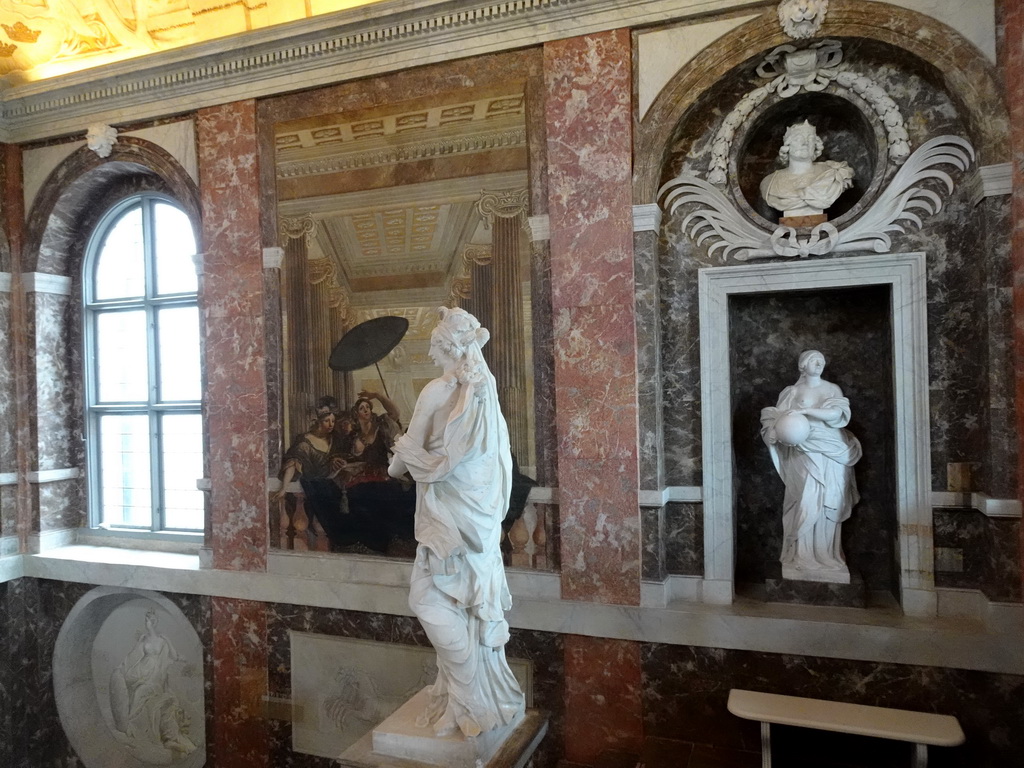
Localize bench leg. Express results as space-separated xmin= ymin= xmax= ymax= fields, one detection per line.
xmin=760 ymin=721 xmax=771 ymax=768
xmin=913 ymin=743 xmax=927 ymax=768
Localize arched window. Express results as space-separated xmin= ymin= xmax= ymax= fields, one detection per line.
xmin=83 ymin=194 xmax=203 ymax=532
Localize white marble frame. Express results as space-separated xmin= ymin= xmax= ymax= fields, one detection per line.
xmin=698 ymin=252 xmax=935 ymax=616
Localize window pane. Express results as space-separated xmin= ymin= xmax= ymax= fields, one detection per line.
xmin=157 ymin=306 xmax=201 ymax=402
xmin=153 ymin=202 xmax=198 ymax=296
xmin=96 ymin=310 xmax=149 ymax=402
xmin=161 ymin=413 xmax=204 ymax=530
xmin=93 ymin=206 xmax=144 ymax=301
xmin=98 ymin=414 xmax=151 ymax=527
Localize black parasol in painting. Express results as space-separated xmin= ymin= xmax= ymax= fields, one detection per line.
xmin=328 ymin=315 xmax=409 ymax=398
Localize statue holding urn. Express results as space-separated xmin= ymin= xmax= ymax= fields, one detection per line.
xmin=760 ymin=350 xmax=862 ymax=583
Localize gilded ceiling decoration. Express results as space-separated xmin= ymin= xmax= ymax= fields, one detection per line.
xmin=0 ymin=0 xmax=384 ymax=83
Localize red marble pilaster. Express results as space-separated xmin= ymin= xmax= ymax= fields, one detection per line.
xmin=544 ymin=30 xmax=641 ymax=605
xmin=997 ymin=0 xmax=1024 ymax=599
xmin=197 ymin=101 xmax=269 ymax=570
xmin=563 ymin=634 xmax=644 ymax=765
xmin=211 ymin=597 xmax=269 ymax=768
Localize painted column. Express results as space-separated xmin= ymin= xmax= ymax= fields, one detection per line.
xmin=197 ymin=100 xmax=269 ymax=571
xmin=997 ymin=0 xmax=1024 ymax=598
xmin=544 ymin=29 xmax=644 ymax=765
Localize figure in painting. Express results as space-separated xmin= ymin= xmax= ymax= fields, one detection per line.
xmin=109 ymin=608 xmax=197 ymax=761
xmin=388 ymin=307 xmax=524 ymax=738
xmin=274 ymin=403 xmax=350 ymax=546
xmin=342 ymin=391 xmax=416 ymax=550
xmin=760 ymin=350 xmax=862 ymax=582
xmin=759 ymin=120 xmax=854 ymax=219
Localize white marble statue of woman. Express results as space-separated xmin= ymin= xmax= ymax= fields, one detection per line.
xmin=109 ymin=609 xmax=197 ymax=760
xmin=760 ymin=350 xmax=862 ymax=582
xmin=759 ymin=120 xmax=854 ymax=218
xmin=388 ymin=307 xmax=524 ymax=739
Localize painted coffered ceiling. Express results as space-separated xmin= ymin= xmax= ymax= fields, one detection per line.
xmin=276 ymin=89 xmax=530 ymax=320
xmin=0 ymin=0 xmax=384 ymax=83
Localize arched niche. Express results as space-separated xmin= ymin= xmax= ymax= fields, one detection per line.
xmin=634 ymin=0 xmax=1010 ymax=205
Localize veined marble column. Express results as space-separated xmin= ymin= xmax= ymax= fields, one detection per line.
xmin=197 ymin=101 xmax=268 ymax=573
xmin=544 ymin=29 xmax=643 ymax=765
xmin=544 ymin=30 xmax=640 ymax=604
xmin=997 ymin=0 xmax=1024 ymax=598
xmin=477 ymin=189 xmax=530 ymax=465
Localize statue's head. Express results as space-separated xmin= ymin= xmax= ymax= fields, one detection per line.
xmin=778 ymin=0 xmax=829 ymax=39
xmin=778 ymin=120 xmax=823 ymax=164
xmin=797 ymin=349 xmax=826 ymax=375
xmin=430 ymin=307 xmax=490 ymax=385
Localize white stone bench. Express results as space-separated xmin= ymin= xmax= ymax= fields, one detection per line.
xmin=727 ymin=688 xmax=965 ymax=768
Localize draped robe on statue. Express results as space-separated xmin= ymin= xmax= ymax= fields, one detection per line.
xmin=391 ymin=366 xmax=524 ymax=737
xmin=761 ymin=386 xmax=862 ymax=575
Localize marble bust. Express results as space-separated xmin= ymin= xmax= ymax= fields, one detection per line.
xmin=759 ymin=120 xmax=854 ymax=219
xmin=760 ymin=350 xmax=862 ymax=583
xmin=388 ymin=307 xmax=525 ymax=739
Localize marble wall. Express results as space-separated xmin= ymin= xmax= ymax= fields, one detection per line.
xmin=655 ymin=34 xmax=1020 ymax=600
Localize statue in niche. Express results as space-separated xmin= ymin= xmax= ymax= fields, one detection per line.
xmin=759 ymin=120 xmax=853 ymax=223
xmin=389 ymin=307 xmax=525 ymax=738
xmin=777 ymin=0 xmax=829 ymax=39
xmin=109 ymin=608 xmax=198 ymax=761
xmin=760 ymin=350 xmax=862 ymax=583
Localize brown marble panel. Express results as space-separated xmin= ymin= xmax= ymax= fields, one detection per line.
xmin=563 ymin=635 xmax=643 ymax=766
xmin=212 ymin=596 xmax=268 ymax=768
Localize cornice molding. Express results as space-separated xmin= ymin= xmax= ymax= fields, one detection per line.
xmin=0 ymin=0 xmax=764 ymax=143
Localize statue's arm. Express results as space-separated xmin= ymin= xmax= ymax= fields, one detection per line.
xmin=388 ymin=377 xmax=454 ymax=478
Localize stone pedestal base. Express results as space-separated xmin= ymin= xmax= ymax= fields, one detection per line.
xmin=765 ymin=562 xmax=867 ymax=608
xmin=339 ymin=688 xmax=548 ymax=768
xmin=779 ymin=212 xmax=828 ymax=228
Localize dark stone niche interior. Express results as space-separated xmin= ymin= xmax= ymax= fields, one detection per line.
xmin=731 ymin=91 xmax=882 ymax=226
xmin=728 ymin=285 xmax=897 ymax=601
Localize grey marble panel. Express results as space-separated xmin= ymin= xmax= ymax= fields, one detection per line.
xmin=36 ymin=479 xmax=86 ymax=533
xmin=635 ymin=229 xmax=664 ymax=490
xmin=728 ymin=287 xmax=897 ymax=594
xmin=664 ymin=502 xmax=703 ymax=576
xmin=641 ymin=505 xmax=665 ymax=581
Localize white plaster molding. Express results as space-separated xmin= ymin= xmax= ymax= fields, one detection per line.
xmin=21 ymin=272 xmax=72 ymax=295
xmin=526 ymin=214 xmax=550 ymax=243
xmin=698 ymin=253 xmax=933 ymax=614
xmin=640 ymin=574 xmax=703 ymax=607
xmin=263 ymin=247 xmax=285 ymax=270
xmin=663 ymin=137 xmax=974 ymax=261
xmin=27 ymin=467 xmax=81 ymax=483
xmin=0 ymin=471 xmax=16 ymax=485
xmin=0 ymin=553 xmax=24 ymax=583
xmin=28 ymin=528 xmax=78 ymax=553
xmin=191 ymin=251 xmax=204 ymax=277
xmin=196 ymin=477 xmax=212 ymax=491
xmin=0 ymin=536 xmax=19 ymax=558
xmin=0 ymin=0 xmax=770 ymax=144
xmin=932 ymin=491 xmax=1022 ymax=519
xmin=20 ymin=545 xmax=1024 ymax=674
xmin=632 ymin=203 xmax=662 ymax=233
xmin=0 ymin=272 xmax=11 ymax=292
xmin=980 ymin=163 xmax=1013 ymax=196
xmin=527 ymin=486 xmax=557 ymax=504
xmin=639 ymin=486 xmax=703 ymax=506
